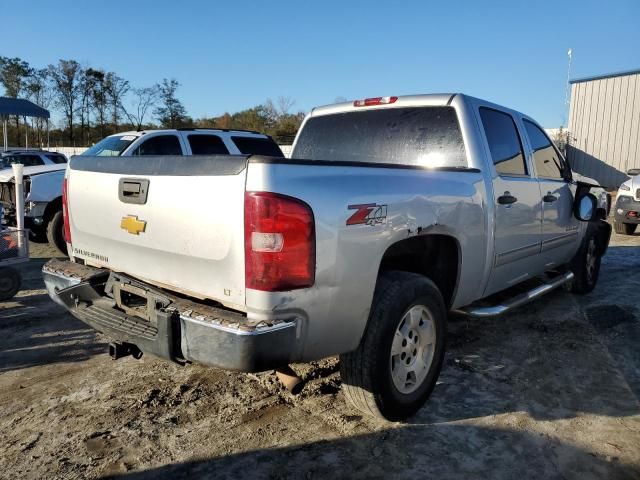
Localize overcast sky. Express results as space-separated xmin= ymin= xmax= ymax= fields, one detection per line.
xmin=4 ymin=0 xmax=639 ymax=127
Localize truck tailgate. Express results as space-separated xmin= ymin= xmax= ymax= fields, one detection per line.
xmin=67 ymin=155 xmax=248 ymax=309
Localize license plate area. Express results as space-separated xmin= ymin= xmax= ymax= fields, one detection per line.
xmin=108 ymin=274 xmax=171 ymax=323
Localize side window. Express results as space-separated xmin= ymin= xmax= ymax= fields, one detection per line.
xmin=232 ymin=136 xmax=284 ymax=157
xmin=132 ymin=135 xmax=182 ymax=156
xmin=523 ymin=120 xmax=565 ymax=180
xmin=18 ymin=155 xmax=45 ymax=167
xmin=187 ymin=135 xmax=229 ymax=155
xmin=45 ymin=154 xmax=67 ymax=164
xmin=479 ymin=108 xmax=527 ymax=176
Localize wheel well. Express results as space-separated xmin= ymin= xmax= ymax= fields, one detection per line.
xmin=378 ymin=234 xmax=460 ymax=308
xmin=43 ymin=197 xmax=62 ymax=223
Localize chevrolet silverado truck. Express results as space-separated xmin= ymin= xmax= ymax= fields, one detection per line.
xmin=43 ymin=94 xmax=611 ymax=421
xmin=614 ymin=168 xmax=640 ymax=235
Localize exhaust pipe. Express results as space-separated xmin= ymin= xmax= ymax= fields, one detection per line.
xmin=276 ymin=365 xmax=304 ymax=395
xmin=109 ymin=342 xmax=143 ymax=360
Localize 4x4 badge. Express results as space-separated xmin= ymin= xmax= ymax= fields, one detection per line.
xmin=346 ymin=204 xmax=388 ymax=226
xmin=120 ymin=215 xmax=147 ymax=235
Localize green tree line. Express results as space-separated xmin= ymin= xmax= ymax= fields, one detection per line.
xmin=0 ymin=57 xmax=304 ymax=147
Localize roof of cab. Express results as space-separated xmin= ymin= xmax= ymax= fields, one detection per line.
xmin=310 ymin=93 xmax=459 ymax=117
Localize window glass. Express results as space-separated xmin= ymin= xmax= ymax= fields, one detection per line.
xmin=479 ymin=108 xmax=527 ymax=176
xmin=45 ymin=154 xmax=67 ymax=164
xmin=6 ymin=155 xmax=44 ymax=167
xmin=187 ymin=135 xmax=229 ymax=155
xmin=523 ymin=120 xmax=565 ymax=179
xmin=83 ymin=135 xmax=136 ymax=156
xmin=232 ymin=136 xmax=284 ymax=157
xmin=132 ymin=135 xmax=183 ymax=156
xmin=292 ymin=107 xmax=467 ymax=167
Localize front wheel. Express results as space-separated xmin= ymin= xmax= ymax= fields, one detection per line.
xmin=339 ymin=272 xmax=446 ymax=421
xmin=566 ymin=233 xmax=602 ymax=294
xmin=0 ymin=267 xmax=21 ymax=301
xmin=46 ymin=210 xmax=67 ymax=257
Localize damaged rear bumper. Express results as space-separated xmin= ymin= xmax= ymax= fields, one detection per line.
xmin=42 ymin=259 xmax=297 ymax=372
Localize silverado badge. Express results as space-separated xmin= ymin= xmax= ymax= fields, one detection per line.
xmin=120 ymin=215 xmax=147 ymax=235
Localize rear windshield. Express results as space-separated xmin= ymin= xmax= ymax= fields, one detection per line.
xmin=232 ymin=136 xmax=284 ymax=157
xmin=83 ymin=135 xmax=136 ymax=156
xmin=292 ymin=107 xmax=467 ymax=168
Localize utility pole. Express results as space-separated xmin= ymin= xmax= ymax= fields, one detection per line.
xmin=564 ymin=48 xmax=573 ymax=126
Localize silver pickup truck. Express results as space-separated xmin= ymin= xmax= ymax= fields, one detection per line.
xmin=43 ymin=94 xmax=611 ymax=421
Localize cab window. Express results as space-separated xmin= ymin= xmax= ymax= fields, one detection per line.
xmin=479 ymin=108 xmax=527 ymax=176
xmin=7 ymin=155 xmax=44 ymax=167
xmin=132 ymin=135 xmax=183 ymax=156
xmin=523 ymin=120 xmax=565 ymax=180
xmin=187 ymin=134 xmax=229 ymax=155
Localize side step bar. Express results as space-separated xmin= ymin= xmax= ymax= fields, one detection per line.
xmin=453 ymin=271 xmax=574 ymax=318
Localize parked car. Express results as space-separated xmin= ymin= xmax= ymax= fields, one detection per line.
xmin=1 ymin=150 xmax=67 ymax=253
xmin=81 ymin=128 xmax=284 ymax=158
xmin=613 ymin=168 xmax=640 ymax=235
xmin=43 ymin=94 xmax=611 ymax=421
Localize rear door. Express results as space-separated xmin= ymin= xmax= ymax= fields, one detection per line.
xmin=478 ymin=107 xmax=544 ymax=295
xmin=522 ymin=119 xmax=579 ymax=267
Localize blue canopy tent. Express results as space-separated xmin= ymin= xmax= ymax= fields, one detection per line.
xmin=0 ymin=97 xmax=51 ymax=151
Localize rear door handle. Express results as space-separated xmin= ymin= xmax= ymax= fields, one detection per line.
xmin=497 ymin=193 xmax=518 ymax=205
xmin=543 ymin=194 xmax=557 ymax=203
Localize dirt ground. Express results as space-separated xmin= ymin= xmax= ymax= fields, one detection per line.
xmin=0 ymin=232 xmax=639 ymax=480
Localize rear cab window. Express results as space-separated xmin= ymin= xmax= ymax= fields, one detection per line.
xmin=132 ymin=135 xmax=183 ymax=156
xmin=479 ymin=108 xmax=527 ymax=176
xmin=292 ymin=107 xmax=467 ymax=168
xmin=187 ymin=134 xmax=229 ymax=155
xmin=45 ymin=154 xmax=67 ymax=164
xmin=232 ymin=136 xmax=284 ymax=157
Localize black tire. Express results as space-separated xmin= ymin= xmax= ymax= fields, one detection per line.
xmin=339 ymin=271 xmax=446 ymax=421
xmin=567 ymin=231 xmax=601 ymax=294
xmin=28 ymin=227 xmax=48 ymax=243
xmin=0 ymin=267 xmax=21 ymax=301
xmin=46 ymin=209 xmax=67 ymax=256
xmin=614 ymin=221 xmax=637 ymax=235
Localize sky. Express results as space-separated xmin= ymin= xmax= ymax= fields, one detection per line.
xmin=2 ymin=0 xmax=639 ymax=127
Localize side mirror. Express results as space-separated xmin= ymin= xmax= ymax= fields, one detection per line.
xmin=627 ymin=168 xmax=640 ymax=176
xmin=575 ymin=193 xmax=597 ymax=222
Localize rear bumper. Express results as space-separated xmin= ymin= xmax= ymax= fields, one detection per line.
xmin=614 ymin=195 xmax=640 ymax=224
xmin=42 ymin=259 xmax=297 ymax=372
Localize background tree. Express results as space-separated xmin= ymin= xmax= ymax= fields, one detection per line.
xmin=86 ymin=68 xmax=108 ymax=138
xmin=154 ymin=78 xmax=188 ymax=128
xmin=25 ymin=68 xmax=53 ymax=146
xmin=48 ymin=59 xmax=82 ymax=144
xmin=125 ymin=85 xmax=159 ymax=130
xmin=0 ymin=56 xmax=34 ymax=145
xmin=105 ymin=73 xmax=129 ymax=130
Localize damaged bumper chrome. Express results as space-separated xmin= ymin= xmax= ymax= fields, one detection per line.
xmin=42 ymin=259 xmax=297 ymax=372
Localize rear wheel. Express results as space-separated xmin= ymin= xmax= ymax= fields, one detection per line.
xmin=46 ymin=209 xmax=67 ymax=256
xmin=614 ymin=221 xmax=637 ymax=235
xmin=0 ymin=267 xmax=21 ymax=301
xmin=340 ymin=271 xmax=446 ymax=421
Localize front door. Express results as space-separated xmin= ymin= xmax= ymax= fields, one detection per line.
xmin=523 ymin=120 xmax=579 ymax=267
xmin=478 ymin=107 xmax=544 ymax=296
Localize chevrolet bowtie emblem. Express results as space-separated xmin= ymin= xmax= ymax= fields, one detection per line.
xmin=120 ymin=215 xmax=146 ymax=235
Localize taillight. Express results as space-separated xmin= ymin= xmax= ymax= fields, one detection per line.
xmin=353 ymin=96 xmax=398 ymax=107
xmin=244 ymin=192 xmax=315 ymax=291
xmin=62 ymin=178 xmax=71 ymax=243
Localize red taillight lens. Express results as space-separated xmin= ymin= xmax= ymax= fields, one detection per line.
xmin=245 ymin=192 xmax=315 ymax=291
xmin=353 ymin=96 xmax=398 ymax=107
xmin=62 ymin=178 xmax=71 ymax=243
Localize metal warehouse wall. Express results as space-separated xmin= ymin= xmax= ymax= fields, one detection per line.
xmin=567 ymin=70 xmax=640 ymax=189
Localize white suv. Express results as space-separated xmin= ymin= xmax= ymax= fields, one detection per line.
xmin=83 ymin=128 xmax=284 ymax=157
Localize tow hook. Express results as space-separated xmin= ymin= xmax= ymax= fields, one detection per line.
xmin=275 ymin=365 xmax=304 ymax=395
xmin=109 ymin=342 xmax=143 ymax=360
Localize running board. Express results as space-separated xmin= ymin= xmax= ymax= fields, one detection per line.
xmin=453 ymin=271 xmax=574 ymax=318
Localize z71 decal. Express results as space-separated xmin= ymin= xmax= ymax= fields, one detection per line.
xmin=346 ymin=203 xmax=388 ymax=226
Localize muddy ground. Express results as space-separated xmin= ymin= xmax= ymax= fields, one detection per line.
xmin=0 ymin=233 xmax=639 ymax=479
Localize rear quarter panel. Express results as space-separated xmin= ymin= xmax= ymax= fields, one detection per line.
xmin=245 ymin=161 xmax=488 ymax=361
